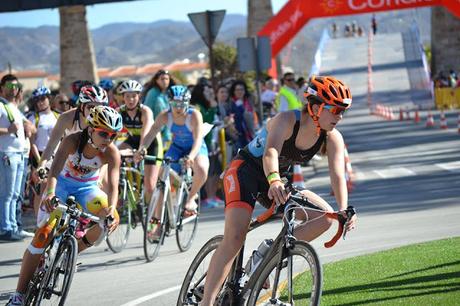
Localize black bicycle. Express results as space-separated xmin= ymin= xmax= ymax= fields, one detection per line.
xmin=143 ymin=155 xmax=200 ymax=262
xmin=177 ymin=183 xmax=356 ymax=305
xmin=24 ymin=196 xmax=106 ymax=306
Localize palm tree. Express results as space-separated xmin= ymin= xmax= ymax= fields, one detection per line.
xmin=247 ymin=0 xmax=274 ymax=37
xmin=59 ymin=5 xmax=98 ymax=96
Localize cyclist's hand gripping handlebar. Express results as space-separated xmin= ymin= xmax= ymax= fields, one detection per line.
xmin=324 ymin=206 xmax=356 ymax=248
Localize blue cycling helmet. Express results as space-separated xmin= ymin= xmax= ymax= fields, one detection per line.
xmin=32 ymin=85 xmax=51 ymax=98
xmin=167 ymin=85 xmax=191 ymax=105
xmin=99 ymin=79 xmax=114 ymax=91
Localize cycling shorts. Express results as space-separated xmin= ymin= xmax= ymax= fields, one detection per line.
xmin=165 ymin=142 xmax=208 ymax=173
xmin=223 ymin=155 xmax=272 ymax=213
xmin=124 ymin=135 xmax=163 ymax=165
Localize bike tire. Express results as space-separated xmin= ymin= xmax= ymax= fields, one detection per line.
xmin=106 ymin=196 xmax=131 ymax=253
xmin=247 ymin=241 xmax=322 ymax=306
xmin=177 ymin=235 xmax=223 ymax=306
xmin=143 ymin=187 xmax=166 ymax=262
xmin=35 ymin=236 xmax=78 ymax=306
xmin=24 ymin=256 xmax=46 ymax=305
xmin=175 ymin=188 xmax=200 ymax=252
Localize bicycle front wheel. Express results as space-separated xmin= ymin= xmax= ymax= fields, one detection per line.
xmin=247 ymin=241 xmax=322 ymax=306
xmin=175 ymin=188 xmax=200 ymax=252
xmin=36 ymin=236 xmax=78 ymax=306
xmin=106 ymin=196 xmax=131 ymax=253
xmin=143 ymin=187 xmax=166 ymax=262
xmin=177 ymin=235 xmax=223 ymax=306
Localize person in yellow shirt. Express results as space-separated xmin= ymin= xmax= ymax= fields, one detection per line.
xmin=275 ymin=72 xmax=303 ymax=112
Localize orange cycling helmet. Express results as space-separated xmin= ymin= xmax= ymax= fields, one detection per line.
xmin=304 ymin=75 xmax=352 ymax=109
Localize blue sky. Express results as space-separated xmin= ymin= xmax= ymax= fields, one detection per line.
xmin=0 ymin=0 xmax=286 ymax=29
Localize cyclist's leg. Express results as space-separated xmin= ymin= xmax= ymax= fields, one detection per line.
xmin=201 ymin=207 xmax=252 ymax=306
xmin=201 ymin=158 xmax=257 ymax=306
xmin=75 ymin=184 xmax=113 ymax=252
xmin=293 ymin=189 xmax=334 ymax=242
xmin=185 ymin=150 xmax=209 ymax=211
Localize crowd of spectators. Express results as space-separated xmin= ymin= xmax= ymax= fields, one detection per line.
xmin=433 ymin=70 xmax=460 ymax=88
xmin=0 ymin=69 xmax=309 ymax=240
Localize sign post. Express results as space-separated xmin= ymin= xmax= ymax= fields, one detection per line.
xmin=188 ymin=10 xmax=226 ymax=90
xmin=237 ymin=35 xmax=272 ymax=121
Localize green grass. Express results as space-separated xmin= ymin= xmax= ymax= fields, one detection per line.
xmin=319 ymin=237 xmax=460 ymax=305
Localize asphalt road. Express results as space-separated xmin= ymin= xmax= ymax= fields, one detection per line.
xmin=1 ymin=104 xmax=459 ymax=305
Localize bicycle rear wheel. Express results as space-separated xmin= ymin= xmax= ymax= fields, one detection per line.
xmin=247 ymin=241 xmax=322 ymax=306
xmin=175 ymin=188 xmax=200 ymax=252
xmin=35 ymin=236 xmax=78 ymax=306
xmin=177 ymin=235 xmax=223 ymax=306
xmin=143 ymin=187 xmax=166 ymax=262
xmin=106 ymin=196 xmax=131 ymax=253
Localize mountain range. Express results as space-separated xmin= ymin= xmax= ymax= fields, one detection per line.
xmin=0 ymin=9 xmax=431 ymax=75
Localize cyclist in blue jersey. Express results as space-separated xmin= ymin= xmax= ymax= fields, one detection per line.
xmin=200 ymin=76 xmax=358 ymax=305
xmin=136 ymin=85 xmax=209 ymax=220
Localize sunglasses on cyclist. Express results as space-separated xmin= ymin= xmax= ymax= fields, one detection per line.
xmin=94 ymin=128 xmax=117 ymax=141
xmin=170 ymin=101 xmax=188 ymax=109
xmin=33 ymin=96 xmax=48 ymax=103
xmin=323 ymin=104 xmax=347 ymax=115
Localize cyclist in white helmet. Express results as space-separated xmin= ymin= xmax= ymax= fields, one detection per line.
xmin=117 ymin=80 xmax=163 ymax=210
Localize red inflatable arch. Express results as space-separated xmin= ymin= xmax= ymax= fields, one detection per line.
xmin=259 ymin=0 xmax=460 ymax=58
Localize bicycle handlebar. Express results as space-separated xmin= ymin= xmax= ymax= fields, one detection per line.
xmin=255 ymin=182 xmax=356 ymax=248
xmin=51 ymin=196 xmax=101 ymax=223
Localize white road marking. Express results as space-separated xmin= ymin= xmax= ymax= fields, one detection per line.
xmin=436 ymin=161 xmax=460 ymax=172
xmin=373 ymin=167 xmax=416 ymax=179
xmin=119 ymin=285 xmax=181 ymax=306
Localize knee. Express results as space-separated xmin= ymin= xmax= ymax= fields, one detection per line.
xmin=222 ymin=233 xmax=246 ymax=255
xmin=194 ymin=164 xmax=208 ymax=182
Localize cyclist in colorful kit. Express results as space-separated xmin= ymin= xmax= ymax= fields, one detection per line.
xmin=7 ymin=105 xmax=123 ymax=306
xmin=117 ymin=79 xmax=163 ymax=205
xmin=136 ymin=85 xmax=209 ymax=216
xmin=200 ymin=75 xmax=358 ymax=305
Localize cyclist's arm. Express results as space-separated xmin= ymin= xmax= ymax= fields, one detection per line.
xmin=263 ymin=111 xmax=294 ymax=177
xmin=45 ymin=133 xmax=77 ymax=195
xmin=103 ymin=144 xmax=121 ymax=215
xmin=188 ymin=109 xmax=204 ymax=160
xmin=139 ymin=110 xmax=167 ymax=152
xmin=140 ymin=105 xmax=154 ymax=149
xmin=39 ymin=110 xmax=74 ymax=168
xmin=326 ymin=129 xmax=347 ymax=210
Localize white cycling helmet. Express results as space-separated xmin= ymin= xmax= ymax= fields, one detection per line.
xmin=119 ymin=80 xmax=143 ymax=94
xmin=78 ymin=85 xmax=109 ymax=105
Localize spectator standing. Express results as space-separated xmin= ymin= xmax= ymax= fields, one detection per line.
xmin=143 ymin=70 xmax=175 ymax=146
xmin=0 ymin=74 xmax=34 ymax=241
xmin=260 ymin=78 xmax=278 ymax=119
xmin=229 ymin=80 xmax=256 ymax=150
xmin=275 ymin=72 xmax=303 ymax=112
xmin=51 ymin=94 xmax=71 ymax=114
xmin=191 ymin=82 xmax=223 ymax=208
xmin=372 ymin=14 xmax=377 ymax=35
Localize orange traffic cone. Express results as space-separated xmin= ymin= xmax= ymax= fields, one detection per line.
xmin=414 ymin=109 xmax=420 ymax=123
xmin=292 ymin=164 xmax=305 ymax=188
xmin=399 ymin=108 xmax=404 ymax=121
xmin=426 ymin=111 xmax=434 ymax=127
xmin=440 ymin=111 xmax=448 ymax=129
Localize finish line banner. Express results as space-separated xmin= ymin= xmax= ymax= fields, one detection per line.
xmin=258 ymin=0 xmax=460 ymax=57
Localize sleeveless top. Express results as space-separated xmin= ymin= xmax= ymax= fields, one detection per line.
xmin=60 ymin=149 xmax=103 ymax=182
xmin=120 ymin=105 xmax=143 ymax=138
xmin=167 ymin=108 xmax=195 ymax=149
xmin=242 ymin=110 xmax=326 ymax=173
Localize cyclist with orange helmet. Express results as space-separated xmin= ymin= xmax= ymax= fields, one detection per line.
xmin=200 ymin=75 xmax=357 ymax=305
xmin=7 ymin=106 xmax=123 ymax=306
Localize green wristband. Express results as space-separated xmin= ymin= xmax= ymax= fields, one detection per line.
xmin=47 ymin=188 xmax=55 ymax=195
xmin=267 ymin=172 xmax=281 ymax=183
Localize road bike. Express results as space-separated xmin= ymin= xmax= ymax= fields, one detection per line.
xmin=177 ymin=183 xmax=356 ymax=305
xmin=143 ymin=155 xmax=199 ymax=262
xmin=106 ymin=151 xmax=147 ymax=253
xmin=24 ymin=196 xmax=105 ymax=306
